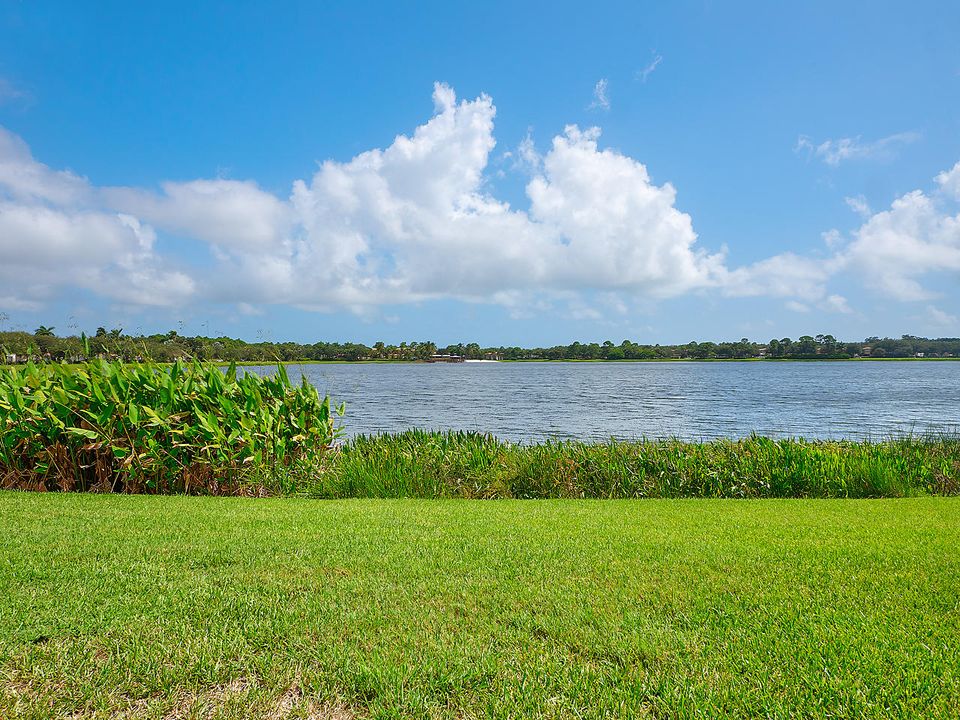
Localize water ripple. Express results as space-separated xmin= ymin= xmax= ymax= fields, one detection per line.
xmin=243 ymin=361 xmax=960 ymax=442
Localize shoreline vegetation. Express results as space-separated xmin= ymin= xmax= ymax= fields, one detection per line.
xmin=3 ymin=325 xmax=960 ymax=364
xmin=294 ymin=430 xmax=960 ymax=500
xmin=2 ymin=358 xmax=957 ymax=499
xmin=232 ymin=355 xmax=960 ymax=365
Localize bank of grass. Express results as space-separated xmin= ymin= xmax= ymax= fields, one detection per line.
xmin=1 ymin=494 xmax=958 ymax=718
xmin=300 ymin=430 xmax=960 ymax=499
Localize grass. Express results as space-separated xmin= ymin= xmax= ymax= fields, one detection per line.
xmin=1 ymin=493 xmax=958 ymax=718
xmin=303 ymin=430 xmax=960 ymax=499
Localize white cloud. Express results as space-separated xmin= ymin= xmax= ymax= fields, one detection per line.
xmin=516 ymin=131 xmax=542 ymax=173
xmin=106 ymin=179 xmax=293 ymax=251
xmin=0 ymin=295 xmax=41 ymax=311
xmin=0 ymin=203 xmax=194 ymax=307
xmin=819 ymin=294 xmax=852 ymax=314
xmin=776 ymin=160 xmax=960 ymax=306
xmin=840 ymin=185 xmax=960 ymax=301
xmin=936 ymin=161 xmax=960 ymax=201
xmin=589 ymin=79 xmax=610 ymax=111
xmin=1 ymin=82 xmax=957 ymax=323
xmin=925 ymin=305 xmax=957 ymax=327
xmin=844 ymin=194 xmax=871 ymax=218
xmin=526 ymin=125 xmax=723 ymax=296
xmin=0 ymin=128 xmax=194 ymax=307
xmin=0 ymin=127 xmax=92 ymax=206
xmin=0 ymin=84 xmax=768 ymax=314
xmin=236 ymin=302 xmax=264 ymax=316
xmin=795 ymin=131 xmax=920 ymax=166
xmin=196 ymin=85 xmax=726 ymax=309
xmin=565 ymin=297 xmax=604 ymax=321
xmin=637 ymin=53 xmax=663 ymax=82
xmin=717 ymin=252 xmax=834 ymax=301
xmin=784 ymin=293 xmax=856 ymax=317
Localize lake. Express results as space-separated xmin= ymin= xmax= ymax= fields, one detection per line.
xmin=245 ymin=361 xmax=960 ymax=442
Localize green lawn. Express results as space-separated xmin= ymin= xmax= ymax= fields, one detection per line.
xmin=1 ymin=494 xmax=958 ymax=719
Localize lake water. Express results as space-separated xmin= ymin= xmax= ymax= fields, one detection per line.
xmin=246 ymin=361 xmax=960 ymax=442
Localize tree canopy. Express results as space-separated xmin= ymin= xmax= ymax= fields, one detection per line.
xmin=3 ymin=328 xmax=958 ymax=364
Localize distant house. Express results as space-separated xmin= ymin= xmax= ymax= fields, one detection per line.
xmin=4 ymin=353 xmax=16 ymax=364
xmin=916 ymin=352 xmax=925 ymax=358
xmin=425 ymin=354 xmax=465 ymax=363
xmin=483 ymin=352 xmax=502 ymax=361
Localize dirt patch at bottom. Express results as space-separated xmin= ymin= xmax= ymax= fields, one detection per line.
xmin=2 ymin=675 xmax=358 ymax=720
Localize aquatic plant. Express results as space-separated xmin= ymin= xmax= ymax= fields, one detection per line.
xmin=0 ymin=359 xmax=342 ymax=494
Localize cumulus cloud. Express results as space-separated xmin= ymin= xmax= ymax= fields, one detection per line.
xmin=840 ymin=183 xmax=960 ymax=301
xmin=936 ymin=161 xmax=960 ymax=200
xmin=795 ymin=131 xmax=920 ymax=166
xmin=0 ymin=83 xmax=956 ymax=321
xmin=106 ymin=180 xmax=293 ymax=251
xmin=181 ymin=84 xmax=728 ymax=309
xmin=0 ymin=85 xmax=771 ymax=313
xmin=771 ymin=159 xmax=960 ymax=305
xmin=0 ymin=128 xmax=194 ymax=308
xmin=527 ymin=125 xmax=723 ymax=296
xmin=720 ymin=158 xmax=960 ymax=309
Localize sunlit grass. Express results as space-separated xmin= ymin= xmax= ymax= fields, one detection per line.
xmin=303 ymin=430 xmax=960 ymax=499
xmin=1 ymin=494 xmax=958 ymax=718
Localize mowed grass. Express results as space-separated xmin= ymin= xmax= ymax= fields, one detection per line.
xmin=1 ymin=495 xmax=959 ymax=719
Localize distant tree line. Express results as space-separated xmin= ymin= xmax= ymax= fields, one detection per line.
xmin=3 ymin=325 xmax=959 ymax=363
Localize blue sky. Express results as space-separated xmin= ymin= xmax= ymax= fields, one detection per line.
xmin=1 ymin=0 xmax=959 ymax=345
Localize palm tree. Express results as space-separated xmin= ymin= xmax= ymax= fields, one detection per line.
xmin=34 ymin=326 xmax=55 ymax=337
